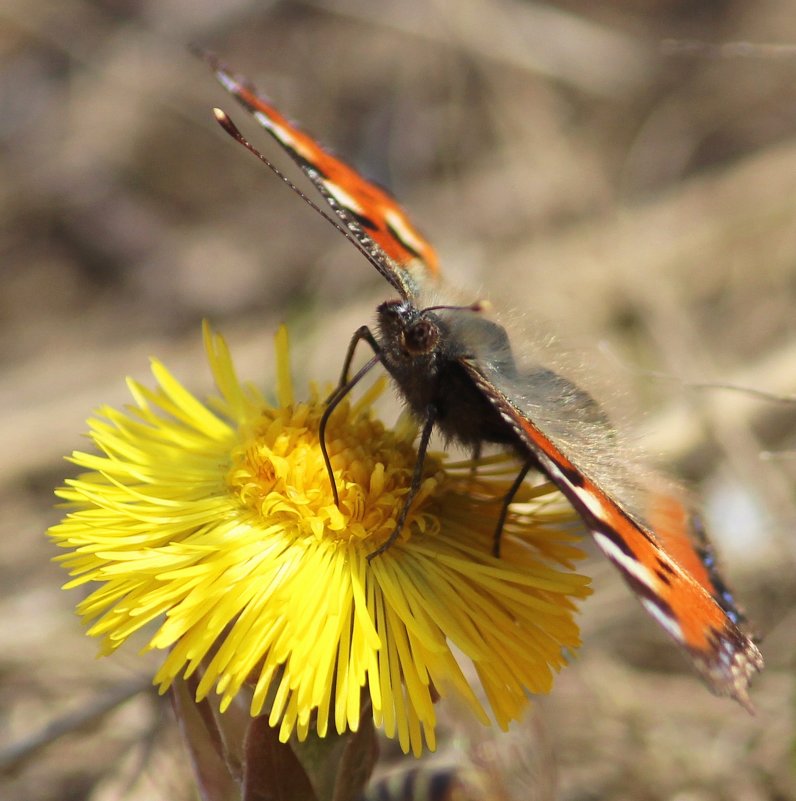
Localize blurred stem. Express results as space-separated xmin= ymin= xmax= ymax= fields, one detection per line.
xmin=172 ymin=679 xmax=239 ymax=801
xmin=242 ymin=716 xmax=318 ymax=801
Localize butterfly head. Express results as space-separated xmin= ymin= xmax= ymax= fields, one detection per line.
xmin=377 ymin=300 xmax=442 ymax=365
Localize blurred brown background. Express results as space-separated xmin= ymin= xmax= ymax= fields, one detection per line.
xmin=2 ymin=1 xmax=796 ymax=799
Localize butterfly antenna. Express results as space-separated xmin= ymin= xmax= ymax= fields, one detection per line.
xmin=212 ymin=108 xmax=394 ymax=280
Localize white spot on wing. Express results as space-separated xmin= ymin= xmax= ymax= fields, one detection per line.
xmin=537 ymin=452 xmax=608 ymax=521
xmin=534 ymin=444 xmax=663 ymax=599
xmin=323 ymin=180 xmax=363 ymax=214
xmin=216 ymin=71 xmax=241 ymax=96
xmin=592 ymin=530 xmax=658 ymax=591
xmin=537 ymin=452 xmax=565 ymax=481
xmin=641 ymin=597 xmax=684 ymax=642
xmin=573 ymin=485 xmax=607 ymax=520
xmin=254 ymin=111 xmax=290 ymax=142
xmin=385 ymin=208 xmax=423 ymax=252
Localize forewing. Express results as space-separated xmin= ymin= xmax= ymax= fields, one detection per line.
xmin=202 ymin=52 xmax=439 ymax=299
xmin=461 ymin=360 xmax=763 ymax=708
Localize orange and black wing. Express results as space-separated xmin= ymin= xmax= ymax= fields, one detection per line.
xmin=462 ymin=360 xmax=763 ymax=708
xmin=202 ymin=51 xmax=439 ymax=300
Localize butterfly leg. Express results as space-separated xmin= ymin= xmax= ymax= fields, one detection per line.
xmin=326 ymin=325 xmax=382 ymax=402
xmin=319 ymin=352 xmax=381 ymax=506
xmin=319 ymin=325 xmax=383 ymax=504
xmin=367 ymin=405 xmax=438 ymax=561
xmin=492 ymin=459 xmax=533 ymax=557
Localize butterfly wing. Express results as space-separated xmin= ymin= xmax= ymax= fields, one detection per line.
xmin=202 ymin=51 xmax=439 ymax=300
xmin=461 ymin=359 xmax=762 ymax=708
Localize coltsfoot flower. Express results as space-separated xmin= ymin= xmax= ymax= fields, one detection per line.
xmin=49 ymin=323 xmax=590 ymax=755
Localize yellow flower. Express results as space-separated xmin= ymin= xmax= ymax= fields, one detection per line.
xmin=49 ymin=322 xmax=590 ymax=756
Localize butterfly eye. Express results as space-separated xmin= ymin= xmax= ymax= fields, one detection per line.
xmin=402 ymin=319 xmax=439 ymax=355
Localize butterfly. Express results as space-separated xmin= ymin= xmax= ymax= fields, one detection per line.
xmin=200 ymin=51 xmax=763 ymax=710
